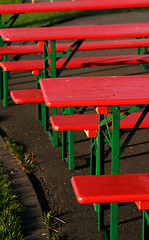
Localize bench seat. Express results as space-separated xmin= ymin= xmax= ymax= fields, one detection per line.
xmin=1 ymin=38 xmax=149 ymax=57
xmin=10 ymin=89 xmax=44 ymax=104
xmin=50 ymin=112 xmax=149 ymax=132
xmin=1 ymin=54 xmax=149 ymax=72
xmin=71 ymin=173 xmax=149 ymax=209
xmin=71 ymin=173 xmax=149 ymax=238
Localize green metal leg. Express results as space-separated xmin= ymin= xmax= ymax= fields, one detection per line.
xmin=62 ymin=131 xmax=67 ymax=160
xmin=0 ymin=67 xmax=3 ymax=100
xmin=61 ymin=108 xmax=67 ymax=160
xmin=110 ymin=106 xmax=120 ymax=240
xmin=2 ymin=55 xmax=8 ymax=107
xmin=37 ymin=102 xmax=42 ymax=122
xmin=42 ymin=103 xmax=48 ymax=131
xmin=96 ymin=114 xmax=105 ymax=175
xmin=3 ymin=70 xmax=8 ymax=107
xmin=68 ymin=107 xmax=74 ymax=170
xmin=61 ymin=107 xmax=74 ymax=170
xmin=0 ymin=15 xmax=3 ymax=100
xmin=36 ymin=74 xmax=42 ymax=122
xmin=52 ymin=107 xmax=58 ymax=147
xmin=96 ymin=114 xmax=105 ymax=235
xmin=142 ymin=210 xmax=149 ymax=240
xmin=42 ymin=103 xmax=58 ymax=147
xmin=68 ymin=129 xmax=74 ymax=170
xmin=50 ymin=40 xmax=58 ymax=147
xmin=138 ymin=37 xmax=148 ymax=70
xmin=90 ymin=137 xmax=96 ymax=175
xmin=42 ymin=40 xmax=59 ymax=147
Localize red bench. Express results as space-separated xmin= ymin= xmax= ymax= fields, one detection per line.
xmin=50 ymin=112 xmax=149 ymax=136
xmin=71 ymin=173 xmax=149 ymax=206
xmin=1 ymin=54 xmax=149 ymax=72
xmin=71 ymin=173 xmax=149 ymax=239
xmin=10 ymin=89 xmax=45 ymax=128
xmin=1 ymin=38 xmax=149 ymax=58
xmin=10 ymin=89 xmax=44 ymax=104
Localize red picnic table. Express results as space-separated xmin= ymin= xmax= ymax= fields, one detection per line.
xmin=39 ymin=75 xmax=149 ymax=239
xmin=1 ymin=22 xmax=149 ymax=147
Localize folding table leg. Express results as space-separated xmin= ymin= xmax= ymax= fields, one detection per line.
xmin=0 ymin=15 xmax=3 ymax=100
xmin=68 ymin=107 xmax=74 ymax=170
xmin=62 ymin=130 xmax=67 ymax=160
xmin=96 ymin=114 xmax=105 ymax=235
xmin=3 ymin=69 xmax=8 ymax=107
xmin=0 ymin=67 xmax=3 ymax=100
xmin=2 ymin=55 xmax=8 ymax=107
xmin=61 ymin=107 xmax=74 ymax=170
xmin=42 ymin=39 xmax=58 ymax=147
xmin=142 ymin=210 xmax=149 ymax=240
xmin=51 ymin=107 xmax=58 ymax=147
xmin=42 ymin=103 xmax=48 ymax=131
xmin=36 ymin=74 xmax=42 ymax=122
xmin=138 ymin=37 xmax=148 ymax=70
xmin=90 ymin=137 xmax=96 ymax=175
xmin=110 ymin=106 xmax=120 ymax=240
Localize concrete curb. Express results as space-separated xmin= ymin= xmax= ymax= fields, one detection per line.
xmin=0 ymin=135 xmax=49 ymax=240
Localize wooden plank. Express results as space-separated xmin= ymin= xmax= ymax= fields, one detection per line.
xmin=39 ymin=75 xmax=149 ymax=108
xmin=71 ymin=173 xmax=149 ymax=206
xmin=0 ymin=0 xmax=149 ymax=14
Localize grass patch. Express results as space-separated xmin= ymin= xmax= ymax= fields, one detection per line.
xmin=0 ymin=167 xmax=24 ymax=240
xmin=44 ymin=211 xmax=62 ymax=240
xmin=0 ymin=0 xmax=99 ymax=28
xmin=3 ymin=137 xmax=37 ymax=174
xmin=2 ymin=137 xmax=64 ymax=239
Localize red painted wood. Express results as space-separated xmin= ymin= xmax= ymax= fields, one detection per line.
xmin=0 ymin=45 xmax=45 ymax=55
xmin=135 ymin=201 xmax=149 ymax=210
xmin=1 ymin=23 xmax=149 ymax=42
xmin=61 ymin=55 xmax=149 ymax=67
xmin=0 ymin=60 xmax=43 ymax=71
xmin=66 ymin=39 xmax=149 ymax=50
xmin=39 ymin=75 xmax=149 ymax=108
xmin=50 ymin=112 xmax=149 ymax=131
xmin=1 ymin=54 xmax=149 ymax=71
xmin=71 ymin=173 xmax=149 ymax=208
xmin=50 ymin=114 xmax=99 ymax=131
xmin=10 ymin=89 xmax=44 ymax=104
xmin=1 ymin=39 xmax=149 ymax=55
xmin=0 ymin=0 xmax=149 ymax=14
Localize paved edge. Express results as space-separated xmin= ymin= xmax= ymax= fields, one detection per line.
xmin=0 ymin=135 xmax=49 ymax=240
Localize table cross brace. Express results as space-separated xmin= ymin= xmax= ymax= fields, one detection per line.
xmin=120 ymin=104 xmax=149 ymax=155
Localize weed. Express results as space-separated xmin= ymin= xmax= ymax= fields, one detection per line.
xmin=0 ymin=167 xmax=24 ymax=239
xmin=3 ymin=137 xmax=37 ymax=174
xmin=44 ymin=211 xmax=61 ymax=240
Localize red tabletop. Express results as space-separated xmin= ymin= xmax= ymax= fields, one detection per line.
xmin=39 ymin=75 xmax=149 ymax=108
xmin=71 ymin=173 xmax=149 ymax=204
xmin=0 ymin=0 xmax=149 ymax=14
xmin=1 ymin=23 xmax=149 ymax=42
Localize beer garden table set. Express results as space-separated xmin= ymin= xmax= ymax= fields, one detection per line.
xmin=1 ymin=1 xmax=149 ymax=239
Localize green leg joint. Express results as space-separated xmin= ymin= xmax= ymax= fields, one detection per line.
xmin=142 ymin=210 xmax=149 ymax=240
